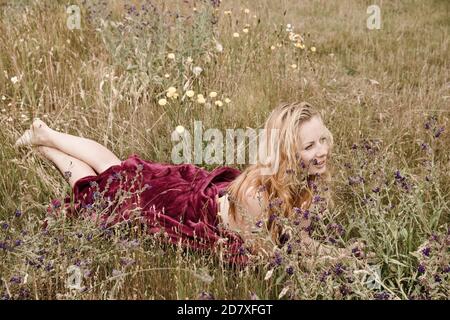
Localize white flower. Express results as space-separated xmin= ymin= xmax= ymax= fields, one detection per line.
xmin=215 ymin=100 xmax=223 ymax=107
xmin=158 ymin=98 xmax=167 ymax=106
xmin=186 ymin=90 xmax=195 ymax=98
xmin=215 ymin=42 xmax=223 ymax=53
xmin=1 ymin=95 xmax=6 ymax=101
xmin=244 ymin=8 xmax=250 ymax=14
xmin=192 ymin=66 xmax=203 ymax=76
xmin=186 ymin=57 xmax=193 ymax=64
xmin=167 ymin=53 xmax=175 ymax=60
xmin=233 ymin=32 xmax=240 ymax=38
xmin=209 ymin=91 xmax=217 ymax=98
xmin=224 ymin=98 xmax=231 ymax=104
xmin=11 ymin=76 xmax=19 ymax=84
xmin=243 ymin=28 xmax=249 ymax=34
xmin=164 ymin=73 xmax=170 ymax=78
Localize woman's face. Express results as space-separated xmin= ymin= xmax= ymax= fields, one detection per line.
xmin=298 ymin=115 xmax=331 ymax=175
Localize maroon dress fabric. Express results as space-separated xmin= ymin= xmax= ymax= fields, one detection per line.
xmin=45 ymin=154 xmax=249 ymax=265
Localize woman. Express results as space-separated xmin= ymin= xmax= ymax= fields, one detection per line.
xmin=14 ymin=102 xmax=358 ymax=266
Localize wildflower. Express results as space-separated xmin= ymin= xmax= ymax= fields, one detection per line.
xmin=158 ymin=98 xmax=167 ymax=106
xmin=166 ymin=86 xmax=177 ymax=98
xmin=276 ymin=43 xmax=282 ymax=47
xmin=372 ymin=187 xmax=380 ymax=193
xmin=215 ymin=100 xmax=223 ymax=107
xmin=11 ymin=76 xmax=19 ymax=84
xmin=10 ymin=276 xmax=21 ymax=284
xmin=192 ymin=66 xmax=203 ymax=76
xmin=198 ymin=291 xmax=215 ymax=300
xmin=186 ymin=90 xmax=195 ymax=98
xmin=224 ymin=10 xmax=232 ymax=15
xmin=255 ymin=220 xmax=263 ymax=228
xmin=421 ymin=247 xmax=431 ymax=257
xmin=270 ymin=45 xmax=276 ymax=50
xmin=243 ymin=28 xmax=249 ymax=33
xmin=374 ymin=292 xmax=390 ymax=300
xmin=434 ymin=127 xmax=444 ymax=138
xmin=164 ymin=73 xmax=170 ymax=78
xmin=1 ymin=223 xmax=8 ymax=230
xmin=434 ymin=274 xmax=442 ymax=283
xmin=209 ymin=91 xmax=218 ymax=98
xmin=215 ymin=42 xmax=223 ymax=53
xmin=224 ymin=98 xmax=231 ymax=104
xmin=15 ymin=209 xmax=22 ymax=218
xmin=233 ymin=32 xmax=240 ymax=38
xmin=186 ymin=56 xmax=193 ymax=64
xmin=310 ymin=46 xmax=316 ymax=52
xmin=334 ymin=263 xmax=345 ymax=276
xmin=167 ymin=53 xmax=175 ymax=60
xmin=417 ymin=264 xmax=425 ymax=274
xmin=197 ymin=94 xmax=206 ymax=104
xmin=286 ymin=266 xmax=294 ymax=275
xmin=1 ymin=95 xmax=6 ymax=101
xmin=291 ymin=64 xmax=297 ymax=69
xmin=244 ymin=8 xmax=250 ymax=14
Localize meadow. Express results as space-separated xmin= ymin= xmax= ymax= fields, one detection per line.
xmin=0 ymin=0 xmax=448 ymax=299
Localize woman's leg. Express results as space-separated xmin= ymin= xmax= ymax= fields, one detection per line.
xmin=36 ymin=146 xmax=97 ymax=188
xmin=31 ymin=119 xmax=121 ymax=174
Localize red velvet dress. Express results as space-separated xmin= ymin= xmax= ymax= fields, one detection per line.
xmin=45 ymin=154 xmax=249 ymax=265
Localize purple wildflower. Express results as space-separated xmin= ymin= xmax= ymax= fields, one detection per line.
xmin=15 ymin=209 xmax=22 ymax=218
xmin=286 ymin=266 xmax=294 ymax=276
xmin=421 ymin=247 xmax=431 ymax=257
xmin=1 ymin=223 xmax=8 ymax=230
xmin=434 ymin=127 xmax=444 ymax=138
xmin=374 ymin=292 xmax=390 ymax=300
xmin=334 ymin=263 xmax=345 ymax=276
xmin=10 ymin=276 xmax=21 ymax=284
xmin=417 ymin=264 xmax=425 ymax=274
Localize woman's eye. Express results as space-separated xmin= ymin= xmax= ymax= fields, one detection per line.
xmin=305 ymin=145 xmax=312 ymax=150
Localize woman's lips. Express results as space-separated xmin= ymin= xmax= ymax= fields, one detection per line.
xmin=314 ymin=160 xmax=326 ymax=168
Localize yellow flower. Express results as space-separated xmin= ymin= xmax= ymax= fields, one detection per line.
xmin=215 ymin=100 xmax=223 ymax=107
xmin=186 ymin=90 xmax=195 ymax=98
xmin=158 ymin=98 xmax=167 ymax=106
xmin=233 ymin=32 xmax=240 ymax=38
xmin=166 ymin=87 xmax=177 ymax=98
xmin=243 ymin=28 xmax=249 ymax=34
xmin=209 ymin=91 xmax=218 ymax=98
xmin=167 ymin=53 xmax=175 ymax=60
xmin=197 ymin=95 xmax=206 ymax=104
xmin=224 ymin=98 xmax=231 ymax=104
xmin=310 ymin=46 xmax=316 ymax=52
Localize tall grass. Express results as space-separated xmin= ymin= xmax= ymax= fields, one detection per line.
xmin=0 ymin=0 xmax=448 ymax=299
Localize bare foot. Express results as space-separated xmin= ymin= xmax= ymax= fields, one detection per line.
xmin=14 ymin=118 xmax=51 ymax=148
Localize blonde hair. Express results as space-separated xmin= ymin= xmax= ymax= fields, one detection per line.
xmin=226 ymin=102 xmax=334 ymax=244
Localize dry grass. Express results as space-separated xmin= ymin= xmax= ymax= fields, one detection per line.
xmin=0 ymin=0 xmax=448 ymax=299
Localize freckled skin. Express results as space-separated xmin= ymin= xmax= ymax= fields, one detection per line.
xmin=298 ymin=116 xmax=330 ymax=176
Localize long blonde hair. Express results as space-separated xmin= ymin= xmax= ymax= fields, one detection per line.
xmin=226 ymin=102 xmax=334 ymax=243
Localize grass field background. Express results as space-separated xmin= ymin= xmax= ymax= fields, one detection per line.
xmin=0 ymin=0 xmax=448 ymax=299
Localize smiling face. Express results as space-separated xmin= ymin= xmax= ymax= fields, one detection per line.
xmin=298 ymin=115 xmax=331 ymax=175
